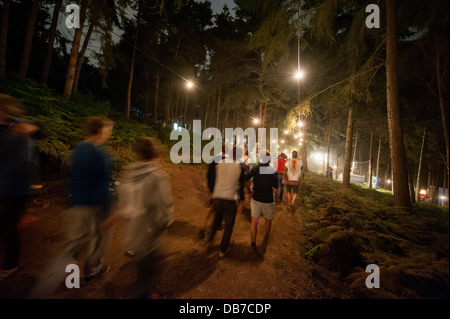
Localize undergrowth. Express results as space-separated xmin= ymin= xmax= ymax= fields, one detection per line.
xmin=298 ymin=172 xmax=449 ymax=299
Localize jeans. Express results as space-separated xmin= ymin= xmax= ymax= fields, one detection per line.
xmin=275 ymin=174 xmax=285 ymax=202
xmin=207 ymin=199 xmax=237 ymax=253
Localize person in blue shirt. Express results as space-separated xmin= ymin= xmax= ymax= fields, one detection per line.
xmin=30 ymin=116 xmax=114 ymax=298
xmin=245 ymin=150 xmax=278 ymax=250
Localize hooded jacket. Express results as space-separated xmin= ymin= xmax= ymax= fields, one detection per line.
xmin=117 ymin=161 xmax=174 ymax=259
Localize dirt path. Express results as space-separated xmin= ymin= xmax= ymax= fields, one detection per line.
xmin=0 ymin=160 xmax=321 ymax=299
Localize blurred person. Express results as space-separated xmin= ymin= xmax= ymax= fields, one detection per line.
xmin=117 ymin=137 xmax=173 ymax=299
xmin=0 ymin=94 xmax=39 ymax=281
xmin=284 ymin=150 xmax=303 ymax=211
xmin=274 ymin=153 xmax=287 ymax=203
xmin=29 ymin=116 xmax=114 ymax=298
xmin=199 ymin=143 xmax=226 ymax=239
xmin=205 ymin=146 xmax=245 ymax=257
xmin=246 ymin=150 xmax=278 ymax=250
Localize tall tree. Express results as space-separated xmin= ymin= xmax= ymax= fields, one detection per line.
xmin=19 ymin=0 xmax=40 ymax=78
xmin=71 ymin=22 xmax=94 ymax=97
xmin=386 ymin=0 xmax=412 ymax=211
xmin=41 ymin=0 xmax=63 ymax=85
xmin=0 ymin=0 xmax=11 ymax=76
xmin=63 ymin=0 xmax=89 ymax=99
xmin=415 ymin=127 xmax=427 ymax=201
xmin=343 ymin=106 xmax=354 ymax=187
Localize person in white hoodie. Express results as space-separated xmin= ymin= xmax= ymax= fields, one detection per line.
xmin=117 ymin=137 xmax=174 ymax=299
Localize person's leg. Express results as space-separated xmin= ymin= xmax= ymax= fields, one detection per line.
xmin=250 ymin=199 xmax=261 ymax=248
xmin=29 ymin=206 xmax=92 ymax=298
xmin=280 ymin=177 xmax=285 ymax=202
xmin=262 ymin=202 xmax=274 ymax=240
xmin=250 ymin=217 xmax=259 ymax=247
xmin=199 ymin=206 xmax=214 ymax=239
xmin=131 ymin=250 xmax=162 ymax=299
xmin=219 ymin=200 xmax=237 ymax=254
xmin=291 ymin=185 xmax=299 ymax=208
xmin=85 ymin=207 xmax=110 ymax=278
xmin=286 ymin=185 xmax=292 ymax=210
xmin=206 ymin=199 xmax=225 ymax=244
xmin=0 ymin=197 xmax=27 ymax=271
xmin=275 ymin=175 xmax=281 ymax=202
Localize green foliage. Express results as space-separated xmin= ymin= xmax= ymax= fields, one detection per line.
xmin=0 ymin=76 xmax=165 ymax=172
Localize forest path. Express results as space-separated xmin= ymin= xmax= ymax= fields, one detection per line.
xmin=0 ymin=160 xmax=322 ymax=299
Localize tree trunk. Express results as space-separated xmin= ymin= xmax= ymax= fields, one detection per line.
xmin=414 ymin=127 xmax=427 ymax=201
xmin=19 ymin=0 xmax=40 ymax=78
xmin=427 ymin=163 xmax=431 ymax=202
xmin=183 ymin=94 xmax=188 ymax=127
xmin=352 ymin=129 xmax=358 ymax=174
xmin=443 ymin=166 xmax=447 ymax=208
xmin=63 ymin=0 xmax=88 ymax=99
xmin=343 ymin=106 xmax=354 ymax=187
xmin=301 ymin=139 xmax=308 ymax=172
xmin=125 ymin=2 xmax=141 ymax=118
xmin=0 ymin=0 xmax=10 ymax=76
xmin=326 ymin=109 xmax=333 ymax=171
xmin=336 ymin=121 xmax=341 ymax=178
xmin=436 ymin=50 xmax=449 ymax=180
xmin=41 ymin=0 xmax=62 ymax=84
xmin=215 ymin=84 xmax=221 ymax=129
xmin=368 ymin=125 xmax=374 ymax=188
xmin=153 ymin=70 xmax=160 ymax=122
xmin=72 ymin=22 xmax=94 ymax=98
xmin=408 ymin=168 xmax=416 ymax=204
xmin=272 ymin=105 xmax=277 ymax=128
xmin=376 ymin=132 xmax=382 ymax=179
xmin=386 ymin=0 xmax=412 ymax=211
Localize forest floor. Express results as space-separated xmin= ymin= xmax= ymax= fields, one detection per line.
xmin=0 ymin=160 xmax=323 ymax=299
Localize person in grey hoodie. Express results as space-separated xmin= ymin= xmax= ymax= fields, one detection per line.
xmin=117 ymin=137 xmax=174 ymax=299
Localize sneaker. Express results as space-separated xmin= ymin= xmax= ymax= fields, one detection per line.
xmin=84 ymin=264 xmax=110 ymax=284
xmin=0 ymin=267 xmax=18 ymax=281
xmin=218 ymin=248 xmax=230 ymax=258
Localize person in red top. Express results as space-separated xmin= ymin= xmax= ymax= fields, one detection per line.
xmin=274 ymin=153 xmax=287 ymax=203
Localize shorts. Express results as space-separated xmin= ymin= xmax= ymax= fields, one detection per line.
xmin=285 ymin=184 xmax=299 ymax=194
xmin=251 ymin=199 xmax=274 ymax=220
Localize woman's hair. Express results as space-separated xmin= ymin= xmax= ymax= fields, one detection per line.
xmin=84 ymin=116 xmax=113 ymax=136
xmin=0 ymin=93 xmax=24 ymax=119
xmin=292 ymin=150 xmax=298 ymax=158
xmin=133 ymin=136 xmax=161 ymax=161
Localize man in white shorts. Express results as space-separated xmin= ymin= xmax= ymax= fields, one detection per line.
xmin=245 ymin=150 xmax=278 ymax=250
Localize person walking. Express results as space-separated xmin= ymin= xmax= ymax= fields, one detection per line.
xmin=198 ymin=143 xmax=226 ymax=239
xmin=205 ymin=146 xmax=245 ymax=258
xmin=246 ymin=150 xmax=278 ymax=250
xmin=284 ymin=150 xmax=303 ymax=211
xmin=117 ymin=137 xmax=174 ymax=299
xmin=0 ymin=94 xmax=39 ymax=281
xmin=274 ymin=153 xmax=287 ymax=203
xmin=29 ymin=116 xmax=114 ymax=298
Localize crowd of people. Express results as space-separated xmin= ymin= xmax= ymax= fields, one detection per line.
xmin=0 ymin=93 xmax=304 ymax=298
